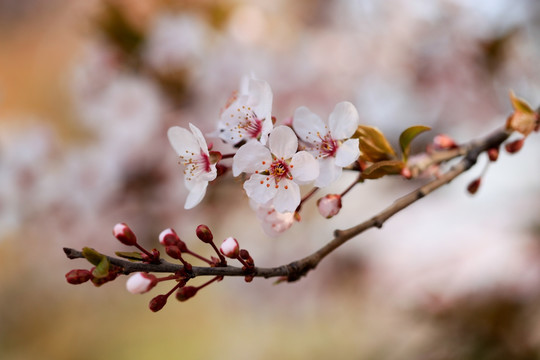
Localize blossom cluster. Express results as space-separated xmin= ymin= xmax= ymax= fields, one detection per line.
xmin=168 ymin=75 xmax=360 ymax=235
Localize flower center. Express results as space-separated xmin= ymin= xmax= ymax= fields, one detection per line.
xmin=238 ymin=114 xmax=263 ymax=139
xmin=315 ymin=134 xmax=338 ymax=158
xmin=179 ymin=150 xmax=211 ymax=181
xmin=258 ymin=158 xmax=293 ymax=189
xmin=270 ymin=159 xmax=289 ymax=180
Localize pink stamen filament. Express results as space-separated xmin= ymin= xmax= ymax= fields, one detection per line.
xmin=315 ymin=134 xmax=338 ymax=159
xmin=179 ymin=150 xmax=211 ymax=181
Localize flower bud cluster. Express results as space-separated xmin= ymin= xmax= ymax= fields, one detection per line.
xmin=65 ymin=265 xmax=122 ymax=287
xmin=67 ymin=223 xmax=257 ymax=311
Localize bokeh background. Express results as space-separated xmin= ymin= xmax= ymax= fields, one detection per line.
xmin=2 ymin=0 xmax=540 ymax=359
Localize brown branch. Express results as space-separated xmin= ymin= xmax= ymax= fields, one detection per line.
xmin=63 ymin=127 xmax=512 ymax=282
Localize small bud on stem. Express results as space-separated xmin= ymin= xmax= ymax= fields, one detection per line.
xmin=317 ymin=194 xmax=342 ymax=219
xmin=176 ymin=276 xmax=223 ymax=302
xmin=149 ymin=295 xmax=168 ymax=312
xmin=113 ymin=223 xmax=137 ymax=246
xmin=505 ymin=138 xmax=525 ymax=154
xmin=65 ymin=269 xmax=93 ymax=284
xmin=196 ymin=225 xmax=213 ymax=243
xmin=467 ymin=178 xmax=481 ymax=195
xmin=487 ymin=147 xmax=499 ymax=162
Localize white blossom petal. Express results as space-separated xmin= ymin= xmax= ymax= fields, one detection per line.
xmin=259 ymin=114 xmax=273 ymax=146
xmin=184 ymin=180 xmax=208 ymax=209
xmin=218 ymin=104 xmax=250 ymax=144
xmin=188 ymin=123 xmax=210 ymax=155
xmin=232 ymin=141 xmax=272 ymax=176
xmin=293 ymin=106 xmax=327 ymax=144
xmin=268 ymin=126 xmax=298 ymax=159
xmin=290 ymin=151 xmax=319 ymax=185
xmin=244 ymin=174 xmax=278 ymax=204
xmin=328 ymin=101 xmax=359 ymax=140
xmin=335 ymin=138 xmax=360 ymax=167
xmin=167 ymin=126 xmax=200 ymax=155
xmin=314 ymin=157 xmax=342 ymax=188
xmin=249 ymin=78 xmax=273 ymax=121
xmin=273 ymin=179 xmax=300 ymax=213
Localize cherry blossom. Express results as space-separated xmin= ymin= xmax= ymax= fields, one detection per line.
xmin=250 ymin=200 xmax=295 ymax=237
xmin=293 ymin=101 xmax=360 ymax=187
xmin=216 ymin=75 xmax=273 ymax=145
xmin=168 ymin=123 xmax=217 ymax=209
xmin=233 ymin=126 xmax=319 ymax=213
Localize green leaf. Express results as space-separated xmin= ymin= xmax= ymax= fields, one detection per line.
xmin=353 ymin=125 xmax=396 ymax=163
xmin=361 ymin=160 xmax=404 ymax=179
xmin=115 ymin=251 xmax=144 ymax=262
xmin=92 ymin=256 xmax=110 ymax=279
xmin=82 ymin=247 xmax=105 ymax=266
xmin=399 ymin=125 xmax=431 ymax=162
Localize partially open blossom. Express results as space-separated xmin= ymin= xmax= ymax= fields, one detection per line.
xmin=126 ymin=272 xmax=158 ymax=294
xmin=216 ymin=75 xmax=273 ymax=145
xmin=159 ymin=228 xmax=180 ymax=246
xmin=233 ymin=126 xmax=319 ymax=213
xmin=113 ymin=222 xmax=137 ymax=246
xmin=317 ymin=194 xmax=342 ymax=218
xmin=293 ymin=102 xmax=360 ymax=187
xmin=220 ymin=237 xmax=240 ymax=258
xmin=168 ymin=123 xmax=217 ymax=209
xmin=250 ymin=199 xmax=295 ymax=237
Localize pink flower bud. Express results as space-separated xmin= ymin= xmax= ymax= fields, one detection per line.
xmin=467 ymin=178 xmax=481 ymax=195
xmin=317 ymin=194 xmax=342 ymax=219
xmin=149 ymin=294 xmax=168 ymax=312
xmin=159 ymin=228 xmax=180 ymax=246
xmin=65 ymin=269 xmax=93 ymax=284
xmin=433 ymin=134 xmax=457 ymax=150
xmin=165 ymin=245 xmax=182 ymax=260
xmin=176 ymin=286 xmax=198 ymax=302
xmin=196 ymin=224 xmax=213 ymax=243
xmin=505 ymin=138 xmax=525 ymax=154
xmin=487 ymin=147 xmax=499 ymax=162
xmin=220 ymin=237 xmax=239 ymax=258
xmin=113 ymin=223 xmax=137 ymax=246
xmin=126 ymin=272 xmax=157 ymax=294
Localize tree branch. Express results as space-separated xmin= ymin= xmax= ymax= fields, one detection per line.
xmin=63 ymin=127 xmax=512 ymax=282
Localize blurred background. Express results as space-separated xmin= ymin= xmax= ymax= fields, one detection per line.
xmin=2 ymin=0 xmax=540 ymax=359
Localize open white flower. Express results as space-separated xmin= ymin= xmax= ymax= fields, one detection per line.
xmin=168 ymin=123 xmax=217 ymax=209
xmin=293 ymin=101 xmax=360 ymax=187
xmin=233 ymin=126 xmax=319 ymax=213
xmin=217 ymin=75 xmax=273 ymax=145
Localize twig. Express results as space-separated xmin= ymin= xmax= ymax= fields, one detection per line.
xmin=63 ymin=127 xmax=511 ymax=282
